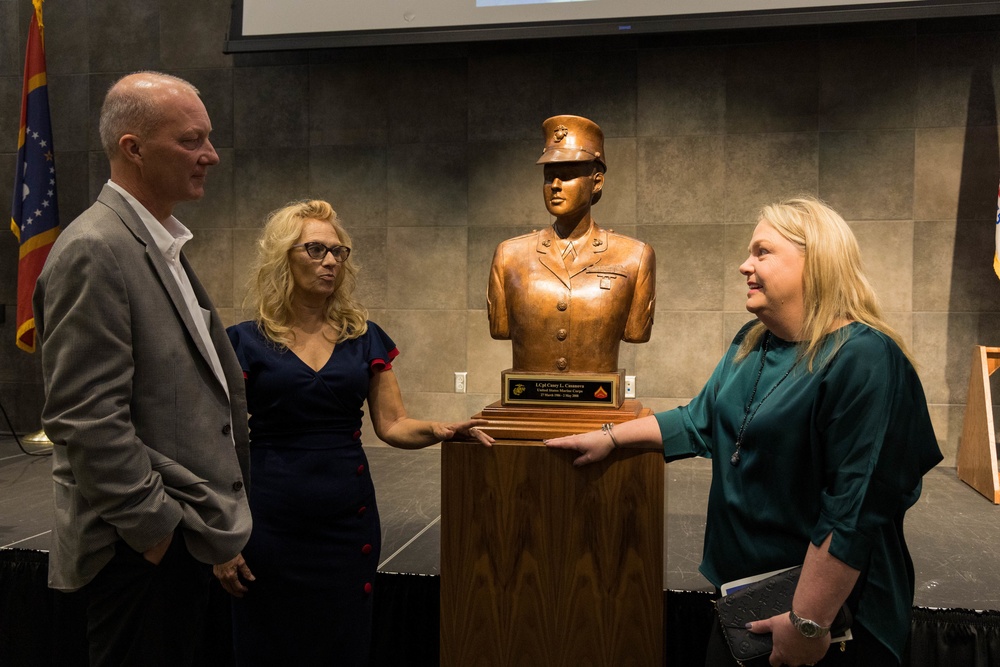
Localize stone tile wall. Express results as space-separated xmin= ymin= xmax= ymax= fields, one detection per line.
xmin=0 ymin=2 xmax=998 ymax=464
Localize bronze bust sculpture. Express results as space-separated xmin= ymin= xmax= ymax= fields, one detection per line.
xmin=488 ymin=115 xmax=656 ymax=374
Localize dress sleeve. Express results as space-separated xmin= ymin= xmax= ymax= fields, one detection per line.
xmin=811 ymin=331 xmax=941 ymax=569
xmin=365 ymin=321 xmax=400 ymax=373
xmin=226 ymin=323 xmax=250 ymax=377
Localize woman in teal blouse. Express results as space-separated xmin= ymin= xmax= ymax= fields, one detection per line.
xmin=546 ymin=197 xmax=942 ymax=667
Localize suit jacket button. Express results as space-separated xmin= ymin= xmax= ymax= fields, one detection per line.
xmin=556 ymin=301 xmax=568 ymax=311
xmin=232 ymin=481 xmax=244 ymax=492
xmin=222 ymin=424 xmax=232 ymax=435
xmin=556 ymin=329 xmax=567 ymax=341
xmin=556 ymin=358 xmax=568 ymax=370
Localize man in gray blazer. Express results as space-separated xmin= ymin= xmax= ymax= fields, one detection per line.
xmin=33 ymin=71 xmax=252 ymax=666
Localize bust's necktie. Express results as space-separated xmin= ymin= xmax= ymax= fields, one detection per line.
xmin=561 ymin=239 xmax=577 ymax=267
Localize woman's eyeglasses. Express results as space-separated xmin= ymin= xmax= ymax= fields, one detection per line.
xmin=292 ymin=242 xmax=351 ymax=262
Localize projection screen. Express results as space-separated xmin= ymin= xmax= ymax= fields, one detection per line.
xmin=226 ymin=0 xmax=1000 ymax=52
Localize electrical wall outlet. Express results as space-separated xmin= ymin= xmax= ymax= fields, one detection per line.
xmin=454 ymin=371 xmax=467 ymax=393
xmin=625 ymin=375 xmax=636 ymax=398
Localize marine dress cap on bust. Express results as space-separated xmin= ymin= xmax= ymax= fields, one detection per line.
xmin=536 ymin=115 xmax=607 ymax=172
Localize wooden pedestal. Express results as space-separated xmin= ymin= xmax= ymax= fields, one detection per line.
xmin=958 ymin=345 xmax=1000 ymax=503
xmin=440 ymin=438 xmax=664 ymax=666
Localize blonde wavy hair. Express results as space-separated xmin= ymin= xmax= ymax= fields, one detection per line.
xmin=736 ymin=196 xmax=911 ymax=369
xmin=244 ymin=200 xmax=368 ymax=347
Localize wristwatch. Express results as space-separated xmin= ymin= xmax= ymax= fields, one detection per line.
xmin=789 ymin=610 xmax=831 ymax=638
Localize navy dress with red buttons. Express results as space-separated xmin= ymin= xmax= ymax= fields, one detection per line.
xmin=226 ymin=320 xmax=398 ymax=667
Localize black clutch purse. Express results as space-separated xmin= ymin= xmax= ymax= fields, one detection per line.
xmin=714 ymin=566 xmax=852 ymax=664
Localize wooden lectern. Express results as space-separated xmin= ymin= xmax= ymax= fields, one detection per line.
xmin=958 ymin=345 xmax=1000 ymax=503
xmin=440 ymin=438 xmax=664 ymax=666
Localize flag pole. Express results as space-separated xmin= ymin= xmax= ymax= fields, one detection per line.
xmin=8 ymin=0 xmax=56 ymax=452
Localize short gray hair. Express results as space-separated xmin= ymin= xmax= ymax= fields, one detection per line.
xmin=98 ymin=71 xmax=200 ymax=160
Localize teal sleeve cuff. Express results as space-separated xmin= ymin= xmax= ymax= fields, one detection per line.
xmin=655 ymin=408 xmax=705 ymax=462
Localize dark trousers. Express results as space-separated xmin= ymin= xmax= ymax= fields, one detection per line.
xmin=74 ymin=536 xmax=214 ymax=667
xmin=705 ymin=608 xmax=899 ymax=667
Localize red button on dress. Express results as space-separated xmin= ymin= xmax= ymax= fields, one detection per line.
xmin=357 ymin=464 xmax=365 ymax=475
xmin=358 ymin=506 xmax=367 ymax=516
xmin=361 ymin=543 xmax=372 ymax=555
xmin=364 ymin=582 xmax=373 ymax=594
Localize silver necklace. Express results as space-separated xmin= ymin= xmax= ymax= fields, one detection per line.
xmin=731 ymin=332 xmax=793 ymax=467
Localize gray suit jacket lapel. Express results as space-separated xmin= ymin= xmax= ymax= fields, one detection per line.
xmin=97 ymin=186 xmax=228 ymax=398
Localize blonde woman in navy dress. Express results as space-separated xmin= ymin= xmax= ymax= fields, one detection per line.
xmin=227 ymin=200 xmax=493 ymax=666
xmin=546 ymin=197 xmax=941 ymax=667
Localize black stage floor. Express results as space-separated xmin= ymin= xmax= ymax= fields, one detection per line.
xmin=2 ymin=435 xmax=998 ymax=612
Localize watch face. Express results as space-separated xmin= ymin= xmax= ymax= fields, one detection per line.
xmin=791 ymin=611 xmax=828 ymax=638
xmin=799 ymin=620 xmax=822 ymax=638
